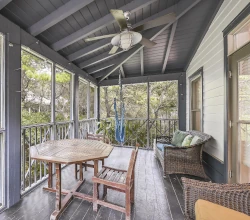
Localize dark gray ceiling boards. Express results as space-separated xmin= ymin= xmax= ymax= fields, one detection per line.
xmin=0 ymin=0 xmax=223 ymax=83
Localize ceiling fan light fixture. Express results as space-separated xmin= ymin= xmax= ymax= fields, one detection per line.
xmin=111 ymin=31 xmax=142 ymax=51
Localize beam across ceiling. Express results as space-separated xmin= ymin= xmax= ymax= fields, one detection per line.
xmin=67 ymin=38 xmax=111 ymax=61
xmin=99 ymin=72 xmax=185 ymax=86
xmin=0 ymin=0 xmax=12 ymax=10
xmin=88 ymin=64 xmax=114 ymax=74
xmin=67 ymin=4 xmax=177 ymax=62
xmin=79 ymin=50 xmax=124 ymax=69
xmin=51 ymin=0 xmax=157 ymax=51
xmin=98 ymin=0 xmax=201 ymax=82
xmin=162 ymin=21 xmax=178 ymax=73
xmin=28 ymin=0 xmax=94 ymax=36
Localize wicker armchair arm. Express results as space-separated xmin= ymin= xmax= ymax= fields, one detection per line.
xmin=182 ymin=177 xmax=250 ymax=220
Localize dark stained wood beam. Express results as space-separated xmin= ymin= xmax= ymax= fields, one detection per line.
xmin=162 ymin=21 xmax=178 ymax=73
xmin=51 ymin=0 xmax=157 ymax=51
xmin=28 ymin=0 xmax=95 ymax=36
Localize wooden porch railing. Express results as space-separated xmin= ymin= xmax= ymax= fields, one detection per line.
xmin=20 ymin=118 xmax=177 ymax=193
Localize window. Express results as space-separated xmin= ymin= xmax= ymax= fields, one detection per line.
xmin=228 ymin=15 xmax=250 ymax=54
xmin=0 ymin=33 xmax=4 ymax=209
xmin=21 ymin=48 xmax=52 ymax=125
xmin=190 ymin=70 xmax=203 ymax=131
xmin=55 ymin=65 xmax=72 ymax=122
xmin=78 ymin=78 xmax=88 ymax=120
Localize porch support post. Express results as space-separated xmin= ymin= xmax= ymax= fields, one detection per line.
xmin=97 ymin=86 xmax=100 ymax=122
xmin=3 ymin=17 xmax=21 ymax=207
xmin=147 ymin=82 xmax=150 ymax=148
xmin=51 ymin=62 xmax=56 ymax=140
xmin=86 ymin=81 xmax=90 ymax=119
xmin=94 ymin=86 xmax=98 ymax=119
xmin=178 ymin=73 xmax=186 ymax=130
xmin=72 ymin=73 xmax=79 ymax=138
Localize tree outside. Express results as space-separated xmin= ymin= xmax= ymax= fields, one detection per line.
xmin=99 ymin=81 xmax=178 ymax=147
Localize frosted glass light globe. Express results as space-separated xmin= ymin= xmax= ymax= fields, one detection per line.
xmin=111 ymin=31 xmax=142 ymax=51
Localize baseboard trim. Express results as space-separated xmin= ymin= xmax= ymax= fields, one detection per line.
xmin=202 ymin=151 xmax=225 ymax=183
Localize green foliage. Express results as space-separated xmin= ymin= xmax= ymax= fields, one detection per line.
xmin=22 ymin=109 xmax=50 ymax=126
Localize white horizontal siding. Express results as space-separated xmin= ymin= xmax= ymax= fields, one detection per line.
xmin=186 ymin=0 xmax=250 ymax=161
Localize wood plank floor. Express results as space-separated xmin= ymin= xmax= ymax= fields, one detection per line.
xmin=0 ymin=147 xmax=198 ymax=220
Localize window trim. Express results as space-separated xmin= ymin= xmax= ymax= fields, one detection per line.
xmin=189 ymin=67 xmax=203 ymax=131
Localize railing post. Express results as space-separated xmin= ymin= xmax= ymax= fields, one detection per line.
xmin=147 ymin=82 xmax=150 ymax=148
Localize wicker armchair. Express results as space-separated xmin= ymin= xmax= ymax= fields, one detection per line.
xmin=154 ymin=130 xmax=211 ymax=179
xmin=182 ymin=177 xmax=250 ymax=220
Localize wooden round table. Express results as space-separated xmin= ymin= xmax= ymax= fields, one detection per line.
xmin=30 ymin=139 xmax=114 ymax=220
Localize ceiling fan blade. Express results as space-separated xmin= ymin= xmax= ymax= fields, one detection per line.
xmin=133 ymin=13 xmax=176 ymax=32
xmin=140 ymin=37 xmax=156 ymax=48
xmin=109 ymin=46 xmax=119 ymax=54
xmin=85 ymin=34 xmax=117 ymax=42
xmin=110 ymin=9 xmax=128 ymax=30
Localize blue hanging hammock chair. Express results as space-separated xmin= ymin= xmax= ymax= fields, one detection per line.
xmin=114 ymin=72 xmax=125 ymax=144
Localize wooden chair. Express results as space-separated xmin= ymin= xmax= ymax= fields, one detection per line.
xmin=92 ymin=147 xmax=138 ymax=220
xmin=75 ymin=133 xmax=110 ymax=179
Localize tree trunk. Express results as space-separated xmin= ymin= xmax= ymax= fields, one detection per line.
xmin=104 ymin=87 xmax=110 ymax=118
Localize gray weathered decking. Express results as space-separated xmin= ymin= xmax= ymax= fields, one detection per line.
xmin=0 ymin=147 xmax=191 ymax=220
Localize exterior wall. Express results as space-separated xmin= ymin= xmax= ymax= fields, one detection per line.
xmin=186 ymin=0 xmax=250 ymax=162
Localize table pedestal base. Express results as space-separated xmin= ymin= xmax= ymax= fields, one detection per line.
xmin=43 ymin=180 xmax=93 ymax=220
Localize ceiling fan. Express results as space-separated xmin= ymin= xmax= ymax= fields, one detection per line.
xmin=84 ymin=10 xmax=176 ymax=54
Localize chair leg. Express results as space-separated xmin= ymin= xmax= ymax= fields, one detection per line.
xmin=103 ymin=185 xmax=107 ymax=199
xmin=130 ymin=171 xmax=135 ymax=203
xmin=93 ymin=182 xmax=98 ymax=212
xmin=101 ymin=159 xmax=104 ymax=167
xmin=75 ymin=164 xmax=78 ymax=179
xmin=130 ymin=184 xmax=134 ymax=203
xmin=125 ymin=189 xmax=131 ymax=220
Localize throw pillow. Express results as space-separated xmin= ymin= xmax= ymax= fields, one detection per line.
xmin=182 ymin=135 xmax=194 ymax=147
xmin=190 ymin=135 xmax=203 ymax=145
xmin=171 ymin=130 xmax=188 ymax=146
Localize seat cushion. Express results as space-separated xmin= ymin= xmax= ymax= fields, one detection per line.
xmin=171 ymin=130 xmax=188 ymax=146
xmin=156 ymin=143 xmax=173 ymax=151
xmin=195 ymin=199 xmax=250 ymax=220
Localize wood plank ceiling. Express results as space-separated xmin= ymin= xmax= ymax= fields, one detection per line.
xmin=0 ymin=0 xmax=222 ymax=83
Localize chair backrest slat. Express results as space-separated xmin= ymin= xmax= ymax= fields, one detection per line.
xmin=87 ymin=132 xmax=110 ymax=144
xmin=126 ymin=147 xmax=139 ymax=185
